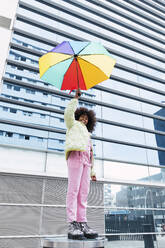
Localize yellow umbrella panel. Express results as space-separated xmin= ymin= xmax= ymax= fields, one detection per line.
xmin=77 ymin=55 xmax=116 ymax=90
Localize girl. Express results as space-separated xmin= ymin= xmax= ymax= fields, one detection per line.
xmin=64 ymin=89 xmax=98 ymax=240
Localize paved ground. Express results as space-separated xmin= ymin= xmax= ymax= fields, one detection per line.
xmin=106 ymin=237 xmax=165 ymax=248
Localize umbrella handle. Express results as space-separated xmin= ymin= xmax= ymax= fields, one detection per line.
xmin=75 ymin=88 xmax=81 ymax=98
xmin=75 ymin=57 xmax=80 ymax=90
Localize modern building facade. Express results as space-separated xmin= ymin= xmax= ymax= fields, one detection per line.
xmin=0 ymin=0 xmax=165 ymax=247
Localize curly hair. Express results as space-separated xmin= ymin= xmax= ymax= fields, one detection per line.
xmin=75 ymin=107 xmax=96 ymax=133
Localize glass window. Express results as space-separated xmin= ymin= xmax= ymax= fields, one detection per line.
xmin=138 ymin=76 xmax=165 ymax=92
xmin=96 ymin=116 xmax=164 ymax=148
xmin=141 ymin=103 xmax=165 ymax=118
xmin=15 ymin=76 xmax=22 ymax=81
xmin=43 ymin=92 xmax=48 ymax=97
xmin=38 ymin=137 xmax=43 ymax=142
xmin=40 ymin=114 xmax=46 ymax=119
xmin=104 ymin=161 xmax=149 ymax=182
xmin=7 ymin=84 xmax=12 ymax=89
xmin=99 ymin=123 xmax=145 ymax=145
xmin=5 ymin=132 xmax=13 ymax=137
xmin=148 ymin=167 xmax=165 ymax=184
xmin=0 ymin=131 xmax=3 ymax=136
xmin=13 ymin=34 xmax=51 ymax=52
xmin=15 ymin=55 xmax=19 ymax=60
xmin=145 ymin=132 xmax=165 ymax=149
xmin=14 ymin=86 xmax=21 ymax=91
xmin=146 ymin=149 xmax=165 ymax=167
xmin=9 ymin=74 xmax=14 ymax=79
xmin=102 ymin=106 xmax=144 ymax=128
xmin=19 ymin=134 xmax=24 ymax=139
xmin=26 ymin=89 xmax=35 ymax=94
xmin=24 ymin=99 xmax=34 ymax=103
xmin=17 ymin=66 xmax=24 ymax=71
xmin=105 ymin=209 xmax=164 ymax=244
xmin=112 ymin=67 xmax=138 ymax=82
xmin=104 ymin=183 xmax=165 ymax=209
xmin=102 ymin=90 xmax=142 ymax=110
xmin=25 ymin=135 xmax=30 ymax=140
xmin=60 ymin=118 xmax=64 ymax=123
xmin=10 ymin=108 xmax=17 ymax=114
xmin=103 ymin=141 xmax=148 ymax=164
xmin=22 ymin=42 xmax=28 ymax=47
xmin=3 ymin=107 xmax=8 ymax=112
xmin=12 ymin=96 xmax=19 ymax=100
xmin=21 ymin=56 xmax=26 ymax=62
xmin=100 ymin=79 xmax=139 ymax=96
xmin=23 ymin=111 xmax=32 ymax=116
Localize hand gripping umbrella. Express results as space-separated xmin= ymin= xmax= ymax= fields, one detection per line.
xmin=39 ymin=41 xmax=116 ymax=92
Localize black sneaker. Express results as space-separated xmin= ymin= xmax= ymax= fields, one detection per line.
xmin=79 ymin=222 xmax=98 ymax=239
xmin=68 ymin=221 xmax=85 ymax=240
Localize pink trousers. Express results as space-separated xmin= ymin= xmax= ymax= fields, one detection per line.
xmin=66 ymin=149 xmax=91 ymax=223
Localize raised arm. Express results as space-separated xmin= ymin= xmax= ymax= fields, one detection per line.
xmin=64 ymin=89 xmax=81 ymax=129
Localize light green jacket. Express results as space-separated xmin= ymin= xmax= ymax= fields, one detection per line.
xmin=64 ymin=98 xmax=96 ymax=177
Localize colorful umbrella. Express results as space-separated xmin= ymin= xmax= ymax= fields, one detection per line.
xmin=39 ymin=41 xmax=116 ymax=91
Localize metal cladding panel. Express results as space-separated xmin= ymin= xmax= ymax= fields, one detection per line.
xmin=41 ymin=207 xmax=104 ymax=235
xmin=41 ymin=207 xmax=67 ymax=235
xmin=0 ymin=174 xmax=43 ymax=204
xmin=43 ymin=178 xmax=104 ymax=207
xmin=44 ymin=178 xmax=67 ymax=205
xmin=87 ymin=208 xmax=105 ymax=234
xmin=0 ymin=238 xmax=40 ymax=248
xmin=0 ymin=174 xmax=104 ymax=247
xmin=0 ymin=206 xmax=40 ymax=235
xmin=88 ymin=181 xmax=104 ymax=206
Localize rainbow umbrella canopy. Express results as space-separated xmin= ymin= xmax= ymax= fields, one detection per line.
xmin=39 ymin=41 xmax=116 ymax=91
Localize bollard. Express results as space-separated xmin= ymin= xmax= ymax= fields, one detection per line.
xmin=142 ymin=224 xmax=154 ymax=248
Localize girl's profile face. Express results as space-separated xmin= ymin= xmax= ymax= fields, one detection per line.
xmin=79 ymin=114 xmax=88 ymax=126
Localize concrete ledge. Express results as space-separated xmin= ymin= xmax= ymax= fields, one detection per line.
xmin=43 ymin=237 xmax=107 ymax=248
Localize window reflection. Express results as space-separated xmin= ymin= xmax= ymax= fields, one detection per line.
xmin=105 ymin=209 xmax=155 ymax=234
xmin=104 ymin=183 xmax=165 ymax=242
xmin=138 ymin=76 xmax=165 ymax=91
xmin=12 ymin=34 xmax=51 ymax=52
xmin=105 ymin=183 xmax=165 ymax=209
xmin=154 ymin=106 xmax=165 ymax=166
xmin=100 ymin=79 xmax=139 ymax=96
xmin=102 ymin=107 xmax=144 ymax=128
xmin=104 ymin=161 xmax=149 ymax=182
xmin=102 ymin=123 xmax=146 ymax=145
xmin=112 ymin=67 xmax=138 ymax=82
xmin=103 ymin=142 xmax=148 ymax=164
xmin=101 ymin=90 xmax=142 ymax=111
xmin=141 ymin=87 xmax=165 ymax=105
xmin=149 ymin=167 xmax=165 ymax=184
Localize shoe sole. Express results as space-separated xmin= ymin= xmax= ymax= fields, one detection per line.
xmin=68 ymin=233 xmax=85 ymax=240
xmin=84 ymin=233 xmax=99 ymax=239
